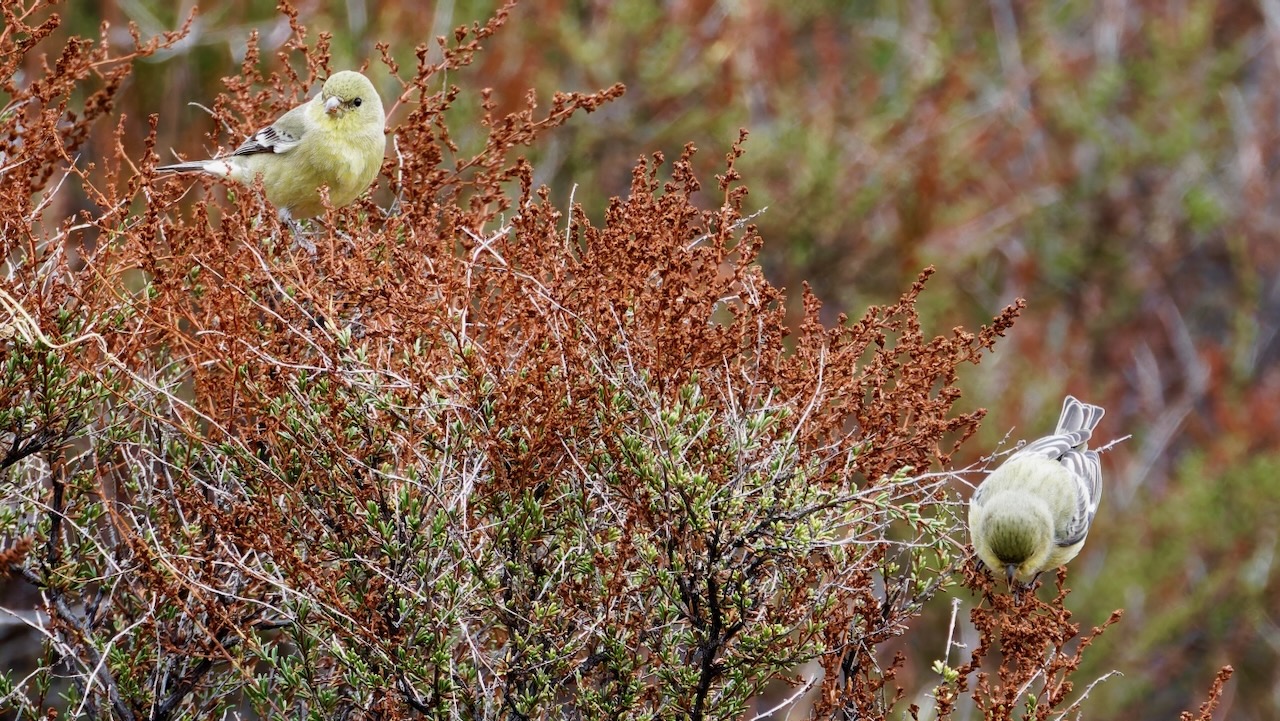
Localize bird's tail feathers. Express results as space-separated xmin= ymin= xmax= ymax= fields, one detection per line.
xmin=155 ymin=159 xmax=236 ymax=178
xmin=1011 ymin=395 xmax=1106 ymax=461
xmin=155 ymin=161 xmax=207 ymax=174
xmin=1055 ymin=395 xmax=1105 ymax=438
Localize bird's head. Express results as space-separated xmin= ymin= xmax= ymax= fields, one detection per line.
xmin=318 ymin=71 xmax=385 ymax=127
xmin=973 ymin=493 xmax=1054 ymax=586
xmin=987 ymin=516 xmax=1052 ymax=585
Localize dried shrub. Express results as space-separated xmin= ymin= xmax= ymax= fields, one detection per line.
xmin=1178 ymin=665 xmax=1234 ymax=721
xmin=928 ymin=565 xmax=1125 ymax=721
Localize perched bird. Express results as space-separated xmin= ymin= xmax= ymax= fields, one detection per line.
xmin=157 ymin=70 xmax=386 ymax=218
xmin=968 ymin=395 xmax=1106 ymax=589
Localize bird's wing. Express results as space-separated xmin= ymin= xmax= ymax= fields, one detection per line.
xmin=1055 ymin=449 xmax=1102 ymax=547
xmin=1008 ymin=431 xmax=1090 ymax=462
xmin=230 ymin=103 xmax=310 ymax=157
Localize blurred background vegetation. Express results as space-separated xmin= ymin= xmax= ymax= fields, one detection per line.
xmin=17 ymin=0 xmax=1279 ymax=717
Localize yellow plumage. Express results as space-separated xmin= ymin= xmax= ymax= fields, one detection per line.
xmin=157 ymin=71 xmax=386 ymax=218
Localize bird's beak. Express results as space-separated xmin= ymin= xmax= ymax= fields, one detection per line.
xmin=324 ymin=96 xmax=341 ymax=115
xmin=1006 ymin=564 xmax=1024 ymax=604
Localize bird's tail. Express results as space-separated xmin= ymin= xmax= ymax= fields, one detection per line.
xmin=1055 ymin=395 xmax=1105 ymax=442
xmin=155 ymin=161 xmax=209 ymax=174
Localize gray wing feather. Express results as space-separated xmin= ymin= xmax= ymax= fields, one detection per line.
xmin=1010 ymin=434 xmax=1083 ymax=462
xmin=231 ymin=124 xmax=302 ymax=156
xmin=230 ymin=103 xmax=309 ymax=157
xmin=1052 ymin=396 xmax=1104 ymax=547
xmin=1056 ymin=449 xmax=1102 ymax=547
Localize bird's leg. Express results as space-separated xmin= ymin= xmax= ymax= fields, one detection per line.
xmin=1010 ymin=572 xmax=1050 ymax=605
xmin=279 ymin=208 xmax=316 ymax=254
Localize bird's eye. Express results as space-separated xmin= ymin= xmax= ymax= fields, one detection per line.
xmin=352 ymin=97 xmax=362 ymax=107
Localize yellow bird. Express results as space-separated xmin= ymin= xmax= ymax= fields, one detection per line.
xmin=968 ymin=395 xmax=1106 ymax=589
xmin=158 ymin=70 xmax=386 ymax=218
